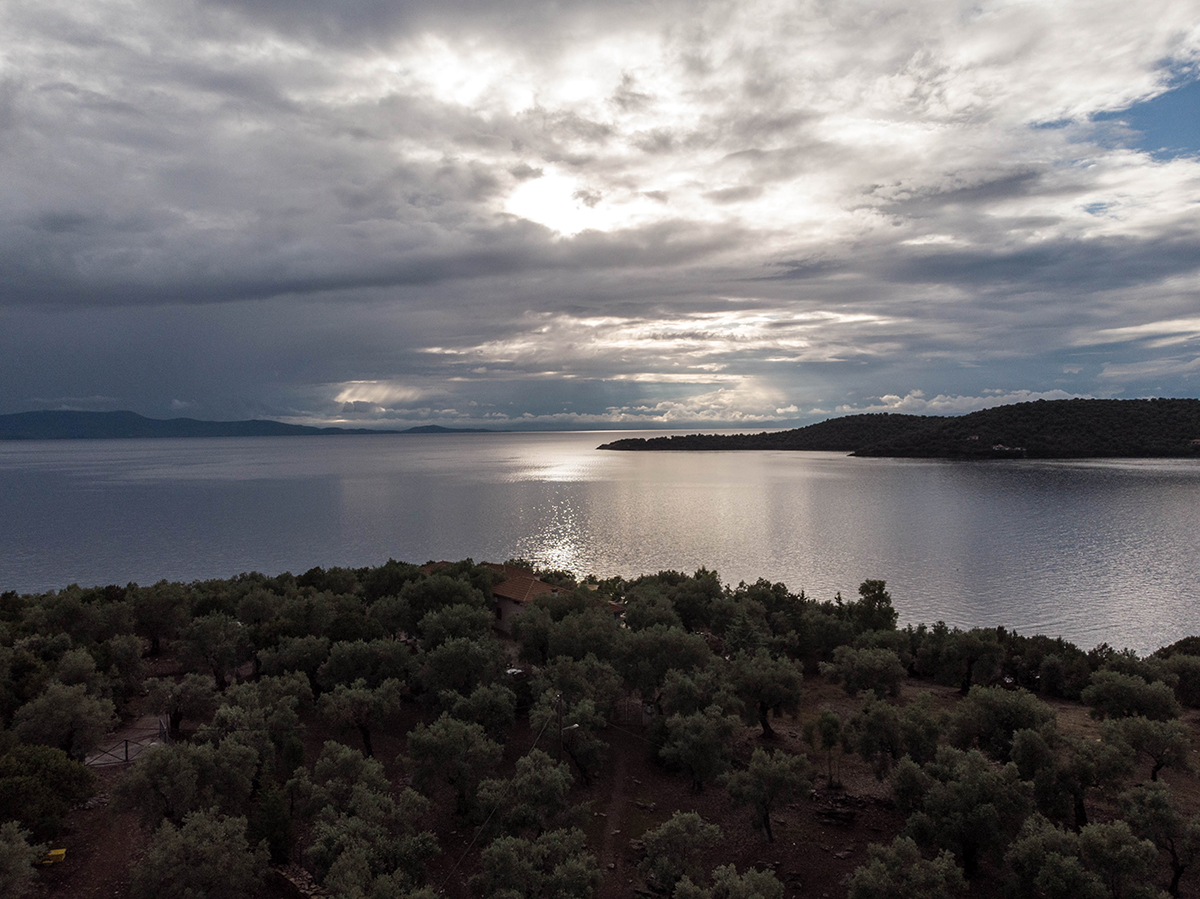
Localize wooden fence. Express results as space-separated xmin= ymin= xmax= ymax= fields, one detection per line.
xmin=84 ymin=718 xmax=171 ymax=767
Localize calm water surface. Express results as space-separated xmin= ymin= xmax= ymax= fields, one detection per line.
xmin=1 ymin=431 xmax=1197 ymax=655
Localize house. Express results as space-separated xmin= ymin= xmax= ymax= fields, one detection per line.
xmin=420 ymin=561 xmax=603 ymax=635
xmin=484 ymin=563 xmax=562 ymax=635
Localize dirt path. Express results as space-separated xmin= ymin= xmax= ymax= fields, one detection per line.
xmin=32 ymin=769 xmax=146 ymax=899
xmin=597 ymin=748 xmax=629 ymax=869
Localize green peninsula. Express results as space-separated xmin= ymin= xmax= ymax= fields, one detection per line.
xmin=598 ymin=397 xmax=1200 ymax=459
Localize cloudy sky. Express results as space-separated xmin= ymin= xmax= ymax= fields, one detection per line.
xmin=2 ymin=0 xmax=1198 ymax=429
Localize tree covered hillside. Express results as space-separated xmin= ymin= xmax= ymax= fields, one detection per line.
xmin=599 ymin=398 xmax=1200 ymax=458
xmin=598 ymin=413 xmax=935 ymax=452
xmin=855 ymin=397 xmax=1200 ymax=458
xmin=4 ymin=560 xmax=1200 ymax=899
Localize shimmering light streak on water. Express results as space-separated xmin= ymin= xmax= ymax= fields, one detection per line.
xmin=0 ymin=432 xmax=1197 ymax=655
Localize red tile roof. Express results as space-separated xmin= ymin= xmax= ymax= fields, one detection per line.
xmin=418 ymin=561 xmax=560 ymax=605
xmin=492 ymin=574 xmax=559 ymax=604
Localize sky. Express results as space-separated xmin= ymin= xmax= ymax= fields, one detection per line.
xmin=1 ymin=0 xmax=1199 ymax=430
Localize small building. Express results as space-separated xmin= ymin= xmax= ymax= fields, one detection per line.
xmin=485 ymin=564 xmax=562 ymax=634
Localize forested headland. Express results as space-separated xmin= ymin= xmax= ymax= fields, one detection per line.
xmin=598 ymin=397 xmax=1200 ymax=458
xmin=3 ymin=559 xmax=1200 ymax=899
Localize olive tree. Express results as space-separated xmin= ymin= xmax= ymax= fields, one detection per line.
xmin=1120 ymin=782 xmax=1200 ymax=897
xmin=948 ymin=685 xmax=1055 ymax=761
xmin=179 ymin=612 xmax=249 ymax=692
xmin=659 ymin=705 xmax=742 ymax=791
xmin=12 ymin=681 xmax=116 ymax=761
xmin=674 ymin=864 xmax=785 ymax=899
xmin=404 ymin=713 xmax=501 ymax=813
xmin=446 ymin=682 xmax=518 ymax=740
xmin=731 ymin=649 xmax=803 ymax=737
xmin=0 ymin=744 xmax=95 ymax=839
xmin=0 ymin=821 xmax=42 ymax=899
xmin=806 ymin=708 xmax=845 ymax=787
xmin=530 ymin=694 xmax=608 ymax=784
xmin=722 ymin=748 xmax=811 ymax=842
xmin=821 ymin=646 xmax=907 ymax=699
xmin=317 ymin=677 xmax=403 ymax=758
xmin=1082 ymin=671 xmax=1181 ymax=722
xmin=638 ymin=811 xmax=722 ymax=893
xmin=476 ymin=749 xmax=575 ymax=837
xmin=847 ymin=836 xmax=965 ymax=899
xmin=1012 ymin=727 xmax=1133 ymax=830
xmin=472 ymin=828 xmax=601 ymax=899
xmin=131 ymin=809 xmax=268 ymax=899
xmin=144 ymin=673 xmax=216 ymax=740
xmin=899 ymin=747 xmax=1030 ymax=879
xmin=1104 ymin=716 xmax=1191 ymax=782
xmin=1004 ymin=814 xmax=1107 ymax=899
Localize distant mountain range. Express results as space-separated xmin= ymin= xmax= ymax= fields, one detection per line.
xmin=0 ymin=410 xmax=495 ymax=440
xmin=598 ymin=398 xmax=1200 ymax=459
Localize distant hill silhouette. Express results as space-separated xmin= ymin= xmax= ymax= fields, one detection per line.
xmin=598 ymin=398 xmax=1200 ymax=458
xmin=0 ymin=410 xmax=493 ymax=440
xmin=400 ymin=424 xmax=495 ymax=434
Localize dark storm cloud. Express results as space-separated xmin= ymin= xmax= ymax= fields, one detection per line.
xmin=0 ymin=215 xmax=746 ymax=311
xmin=1 ymin=0 xmax=1198 ymax=426
xmin=879 ymin=234 xmax=1200 ymax=294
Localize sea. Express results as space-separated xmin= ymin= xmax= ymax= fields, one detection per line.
xmin=1 ymin=431 xmax=1198 ymax=656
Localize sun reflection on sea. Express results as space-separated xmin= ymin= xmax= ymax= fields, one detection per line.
xmin=512 ymin=498 xmax=588 ymax=573
xmin=503 ymin=436 xmax=613 ymax=484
